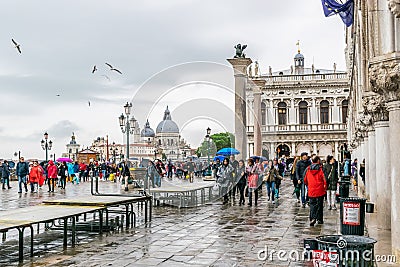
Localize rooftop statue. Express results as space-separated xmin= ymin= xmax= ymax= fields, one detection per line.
xmin=234 ymin=44 xmax=247 ymax=58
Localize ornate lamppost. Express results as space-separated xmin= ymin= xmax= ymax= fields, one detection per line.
xmin=205 ymin=127 xmax=211 ymax=175
xmin=119 ymin=102 xmax=136 ymax=161
xmin=40 ymin=132 xmax=53 ymax=162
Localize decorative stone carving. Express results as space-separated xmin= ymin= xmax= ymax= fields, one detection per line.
xmin=362 ymin=93 xmax=389 ymax=122
xmin=388 ymin=0 xmax=400 ymax=18
xmin=370 ymin=62 xmax=400 ymax=102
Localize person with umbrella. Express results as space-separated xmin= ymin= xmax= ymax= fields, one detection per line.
xmin=58 ymin=161 xmax=68 ymax=189
xmin=217 ymin=158 xmax=234 ymax=204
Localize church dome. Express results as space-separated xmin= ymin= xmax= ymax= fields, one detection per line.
xmin=156 ymin=106 xmax=179 ymax=134
xmin=294 ymin=53 xmax=304 ymax=59
xmin=141 ymin=120 xmax=155 ymax=137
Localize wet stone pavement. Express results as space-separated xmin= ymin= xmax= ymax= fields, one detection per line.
xmin=0 ymin=179 xmax=340 ymax=267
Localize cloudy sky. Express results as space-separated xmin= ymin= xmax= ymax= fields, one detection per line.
xmin=0 ymin=0 xmax=347 ymax=160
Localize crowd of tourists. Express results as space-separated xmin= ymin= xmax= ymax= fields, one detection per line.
xmin=1 ymin=152 xmax=362 ymax=227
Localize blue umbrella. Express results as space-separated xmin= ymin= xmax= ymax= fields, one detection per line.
xmin=213 ymin=155 xmax=225 ymax=162
xmin=216 ymin=148 xmax=240 ymax=156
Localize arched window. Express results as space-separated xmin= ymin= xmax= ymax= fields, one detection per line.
xmin=342 ymin=100 xmax=349 ymax=123
xmin=320 ymin=100 xmax=330 ymax=124
xmin=277 ymin=102 xmax=287 ymax=125
xmin=261 ymin=102 xmax=266 ymax=125
xmin=299 ymin=101 xmax=308 ymax=124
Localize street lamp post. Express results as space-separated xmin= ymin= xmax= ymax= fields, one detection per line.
xmin=40 ymin=132 xmax=53 ymax=162
xmin=119 ymin=102 xmax=136 ymax=161
xmin=205 ymin=127 xmax=211 ymax=175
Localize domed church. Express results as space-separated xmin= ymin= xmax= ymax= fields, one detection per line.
xmin=155 ymin=106 xmax=181 ymax=160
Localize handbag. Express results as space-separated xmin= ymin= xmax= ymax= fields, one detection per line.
xmin=212 ymin=183 xmax=220 ymax=192
xmin=248 ymin=173 xmax=258 ymax=189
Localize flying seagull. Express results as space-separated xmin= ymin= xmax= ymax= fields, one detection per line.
xmin=92 ymin=65 xmax=97 ymax=73
xmin=56 ymin=94 xmax=60 ymax=97
xmin=105 ymin=63 xmax=122 ymax=74
xmin=101 ymin=74 xmax=111 ymax=81
xmin=12 ymin=39 xmax=21 ymax=54
xmin=88 ymin=101 xmax=91 ymax=107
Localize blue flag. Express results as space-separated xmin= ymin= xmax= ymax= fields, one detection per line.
xmin=321 ymin=0 xmax=354 ymax=27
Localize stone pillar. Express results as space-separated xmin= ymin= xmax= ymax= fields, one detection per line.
xmin=374 ymin=121 xmax=391 ymax=230
xmin=364 ymin=137 xmax=370 ymax=198
xmin=252 ymin=80 xmax=264 ymax=156
xmin=291 ymin=142 xmax=296 ymax=157
xmin=387 ymin=101 xmax=400 ymax=260
xmin=270 ymin=142 xmax=275 ymax=160
xmin=368 ymin=130 xmax=377 ymax=202
xmin=227 ymin=58 xmax=252 ymax=161
xmin=313 ymin=142 xmax=318 ymax=155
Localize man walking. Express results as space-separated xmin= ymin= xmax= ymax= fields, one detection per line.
xmin=16 ymin=157 xmax=29 ymax=193
xmin=296 ymin=152 xmax=311 ymax=208
xmin=304 ymin=156 xmax=327 ymax=226
xmin=1 ymin=160 xmax=11 ymax=190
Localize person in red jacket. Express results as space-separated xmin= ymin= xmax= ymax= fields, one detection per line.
xmin=304 ymin=156 xmax=327 ymax=226
xmin=29 ymin=161 xmax=42 ymax=193
xmin=47 ymin=160 xmax=58 ymax=192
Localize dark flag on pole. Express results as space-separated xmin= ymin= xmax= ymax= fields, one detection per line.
xmin=321 ymin=0 xmax=354 ymax=27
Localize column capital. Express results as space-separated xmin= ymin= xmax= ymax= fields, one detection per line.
xmin=227 ymin=58 xmax=253 ymax=77
xmin=362 ymin=92 xmax=389 ymax=123
xmin=369 ymin=56 xmax=400 ymax=102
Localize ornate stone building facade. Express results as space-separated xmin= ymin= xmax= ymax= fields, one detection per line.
xmin=345 ymin=0 xmax=400 ymax=261
xmin=229 ymin=50 xmax=349 ymax=160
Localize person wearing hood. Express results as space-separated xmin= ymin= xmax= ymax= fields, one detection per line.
xmin=304 ymin=156 xmax=327 ymax=226
xmin=1 ymin=160 xmax=11 ymax=190
xmin=47 ymin=160 xmax=58 ymax=192
xmin=29 ymin=161 xmax=42 ymax=193
xmin=296 ymin=152 xmax=311 ymax=208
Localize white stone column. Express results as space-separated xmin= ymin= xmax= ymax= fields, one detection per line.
xmin=310 ymin=98 xmax=318 ymax=124
xmin=227 ymin=58 xmax=252 ymax=161
xmin=374 ymin=121 xmax=391 ymax=230
xmin=289 ymin=98 xmax=296 ymax=124
xmin=270 ymin=142 xmax=275 ymax=160
xmin=364 ymin=137 xmax=370 ymax=199
xmin=334 ymin=141 xmax=339 ymax=160
xmin=253 ymin=81 xmax=264 ymax=157
xmin=291 ymin=142 xmax=296 ymax=157
xmin=332 ymin=97 xmax=340 ymax=123
xmin=313 ymin=142 xmax=318 ymax=155
xmin=368 ymin=130 xmax=377 ymax=202
xmin=387 ymin=101 xmax=400 ymax=260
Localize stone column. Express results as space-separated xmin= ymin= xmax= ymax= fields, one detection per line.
xmin=364 ymin=137 xmax=370 ymax=198
xmin=374 ymin=121 xmax=391 ymax=230
xmin=252 ymin=80 xmax=264 ymax=157
xmin=387 ymin=101 xmax=400 ymax=259
xmin=368 ymin=130 xmax=377 ymax=202
xmin=313 ymin=142 xmax=318 ymax=155
xmin=291 ymin=142 xmax=296 ymax=157
xmin=227 ymin=58 xmax=252 ymax=161
xmin=270 ymin=142 xmax=275 ymax=160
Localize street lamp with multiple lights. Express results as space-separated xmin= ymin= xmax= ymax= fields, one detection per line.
xmin=119 ymin=102 xmax=136 ymax=161
xmin=40 ymin=132 xmax=53 ymax=162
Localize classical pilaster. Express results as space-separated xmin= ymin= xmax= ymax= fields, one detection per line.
xmin=374 ymin=121 xmax=391 ymax=230
xmin=291 ymin=142 xmax=296 ymax=157
xmin=227 ymin=58 xmax=252 ymax=161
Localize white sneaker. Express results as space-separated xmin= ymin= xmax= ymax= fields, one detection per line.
xmin=272 ymin=201 xmax=275 ymax=204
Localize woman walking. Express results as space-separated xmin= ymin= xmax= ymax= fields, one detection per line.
xmin=217 ymin=158 xmax=234 ymax=204
xmin=263 ymin=160 xmax=283 ymax=204
xmin=47 ymin=160 xmax=58 ymax=192
xmin=29 ymin=161 xmax=43 ymax=193
xmin=291 ymin=157 xmax=300 ymax=202
xmin=236 ymin=160 xmax=247 ymax=205
xmin=58 ymin=162 xmax=68 ymax=189
xmin=323 ymin=155 xmax=338 ymax=210
xmin=246 ymin=158 xmax=259 ymax=206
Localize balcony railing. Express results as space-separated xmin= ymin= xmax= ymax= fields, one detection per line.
xmin=247 ymin=123 xmax=347 ymax=133
xmin=260 ymin=73 xmax=348 ymax=83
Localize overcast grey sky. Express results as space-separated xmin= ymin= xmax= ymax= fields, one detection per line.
xmin=0 ymin=0 xmax=347 ymax=159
